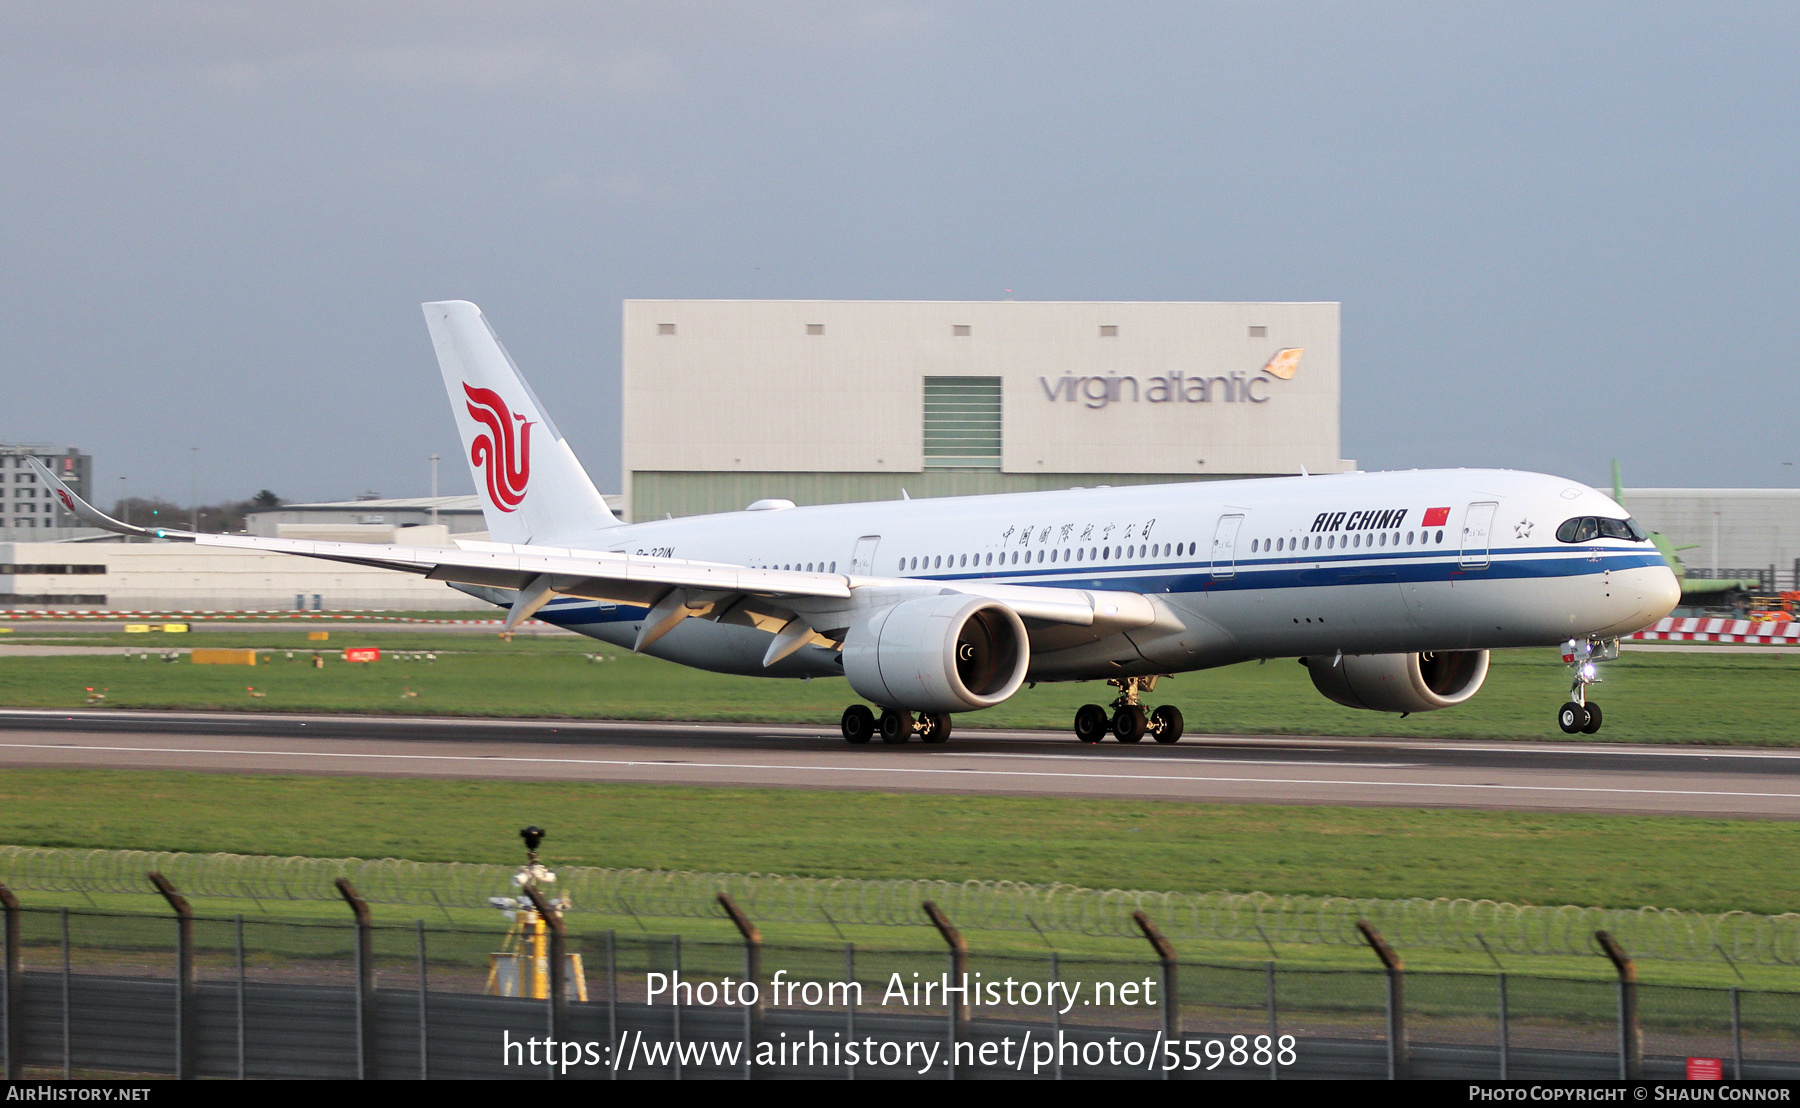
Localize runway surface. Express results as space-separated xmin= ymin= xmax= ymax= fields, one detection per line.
xmin=0 ymin=709 xmax=1795 ymax=819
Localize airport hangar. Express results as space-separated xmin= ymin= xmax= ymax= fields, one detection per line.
xmin=621 ymin=299 xmax=1354 ymax=522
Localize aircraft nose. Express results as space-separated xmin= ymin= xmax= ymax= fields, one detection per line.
xmin=1642 ymin=564 xmax=1681 ymax=623
xmin=1591 ymin=565 xmax=1681 ymax=639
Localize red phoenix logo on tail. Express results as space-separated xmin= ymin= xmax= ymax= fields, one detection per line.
xmin=55 ymin=489 xmax=76 ymax=512
xmin=463 ymin=383 xmax=533 ymax=512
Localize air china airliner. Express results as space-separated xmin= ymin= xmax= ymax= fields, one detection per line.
xmin=37 ymin=301 xmax=1680 ymax=745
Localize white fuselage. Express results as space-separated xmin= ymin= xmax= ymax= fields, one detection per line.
xmin=521 ymin=468 xmax=1679 ymax=687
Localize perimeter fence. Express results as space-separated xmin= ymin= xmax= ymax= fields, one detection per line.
xmin=3 ymin=901 xmax=1799 ymax=1080
xmin=4 ymin=846 xmax=1798 ymax=966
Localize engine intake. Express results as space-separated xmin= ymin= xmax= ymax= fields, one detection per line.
xmin=842 ymin=595 xmax=1030 ymax=712
xmin=1303 ymin=650 xmax=1490 ymax=713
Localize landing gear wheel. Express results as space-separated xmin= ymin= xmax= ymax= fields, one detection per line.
xmin=1112 ymin=705 xmax=1148 ymax=743
xmin=1580 ymin=701 xmax=1603 ymax=734
xmin=920 ymin=712 xmax=953 ymax=744
xmin=1150 ymin=705 xmax=1185 ymax=744
xmin=841 ymin=704 xmax=876 ymax=745
xmin=1073 ymin=704 xmax=1109 ymax=743
xmin=880 ymin=709 xmax=914 ymax=744
xmin=1557 ymin=702 xmax=1588 ymax=734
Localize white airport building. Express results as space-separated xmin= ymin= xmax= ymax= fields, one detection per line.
xmin=622 ymin=300 xmax=1354 ymax=521
xmin=0 ymin=539 xmax=483 ymax=612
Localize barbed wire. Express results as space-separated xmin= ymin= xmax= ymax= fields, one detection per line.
xmin=1 ymin=845 xmax=1793 ymax=964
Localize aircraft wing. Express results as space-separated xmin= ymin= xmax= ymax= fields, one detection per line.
xmin=29 ymin=457 xmax=1154 ymax=650
xmin=186 ymin=532 xmax=1151 ymax=638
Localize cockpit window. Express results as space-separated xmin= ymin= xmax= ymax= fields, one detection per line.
xmin=1556 ymin=516 xmax=1646 ymax=543
xmin=1556 ymin=517 xmax=1598 ymax=542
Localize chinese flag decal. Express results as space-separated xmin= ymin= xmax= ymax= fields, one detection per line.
xmin=1422 ymin=507 xmax=1451 ymax=527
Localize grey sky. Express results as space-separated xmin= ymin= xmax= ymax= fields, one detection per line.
xmin=2 ymin=1 xmax=1795 ymax=505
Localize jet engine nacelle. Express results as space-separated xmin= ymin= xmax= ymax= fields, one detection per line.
xmin=843 ymin=595 xmax=1030 ymax=712
xmin=1303 ymin=650 xmax=1490 ymax=713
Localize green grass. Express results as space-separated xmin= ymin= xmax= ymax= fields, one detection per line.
xmin=2 ymin=633 xmax=1795 ymax=987
xmin=3 ymin=768 xmax=1798 ymax=987
xmin=1 ymin=768 xmax=1794 ymax=915
xmin=2 ymin=634 xmax=1797 ymax=744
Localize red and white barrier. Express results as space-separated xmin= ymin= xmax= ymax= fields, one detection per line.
xmin=1628 ymin=617 xmax=1800 ymax=644
xmin=0 ymin=609 xmax=533 ymax=625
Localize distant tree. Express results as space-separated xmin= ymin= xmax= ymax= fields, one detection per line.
xmin=107 ymin=495 xmax=259 ymax=533
xmin=111 ymin=497 xmax=184 ymax=526
xmin=250 ymin=490 xmax=281 ymax=509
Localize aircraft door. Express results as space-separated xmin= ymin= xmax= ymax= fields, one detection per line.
xmin=1459 ymin=502 xmax=1498 ymax=569
xmin=850 ymin=535 xmax=881 ymax=576
xmin=1210 ymin=514 xmax=1244 ymax=579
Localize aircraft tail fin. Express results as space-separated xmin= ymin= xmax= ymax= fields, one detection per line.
xmin=1610 ymin=459 xmax=1626 ymax=506
xmin=422 ymin=301 xmax=622 ymax=546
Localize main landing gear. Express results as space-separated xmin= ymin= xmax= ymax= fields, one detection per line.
xmin=840 ymin=704 xmax=952 ymax=744
xmin=1556 ymin=638 xmax=1617 ymax=734
xmin=1074 ymin=677 xmax=1185 ymax=744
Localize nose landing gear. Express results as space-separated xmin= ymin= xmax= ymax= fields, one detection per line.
xmin=1557 ymin=638 xmax=1616 ymax=734
xmin=1073 ymin=677 xmax=1185 ymax=743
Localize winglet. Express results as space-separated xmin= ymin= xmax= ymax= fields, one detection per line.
xmin=24 ymin=457 xmax=176 ymax=539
